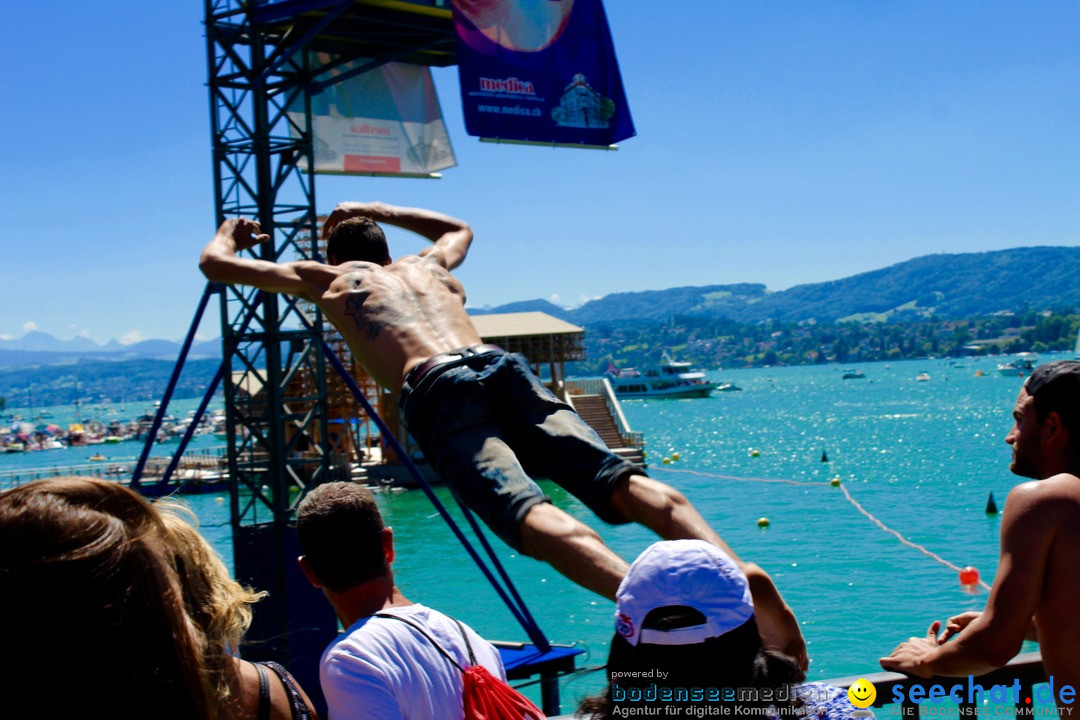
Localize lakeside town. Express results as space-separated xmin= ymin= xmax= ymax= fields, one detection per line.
xmin=1 ymin=403 xmax=226 ymax=455
xmin=577 ymin=309 xmax=1080 ymax=375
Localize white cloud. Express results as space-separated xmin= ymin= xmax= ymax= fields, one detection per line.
xmin=0 ymin=333 xmax=13 ymax=341
xmin=549 ymin=294 xmax=562 ymax=304
xmin=22 ymin=320 xmax=37 ymax=332
xmin=78 ymin=329 xmax=90 ymax=338
xmin=577 ymin=294 xmax=601 ymax=306
xmin=119 ymin=330 xmax=144 ymax=345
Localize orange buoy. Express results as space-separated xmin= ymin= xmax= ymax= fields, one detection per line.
xmin=958 ymin=566 xmax=980 ymax=586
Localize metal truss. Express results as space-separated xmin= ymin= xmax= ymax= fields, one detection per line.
xmin=201 ymin=1 xmax=458 ymax=693
xmin=206 ymin=0 xmax=333 ymax=531
xmin=205 ymin=0 xmax=455 ymax=531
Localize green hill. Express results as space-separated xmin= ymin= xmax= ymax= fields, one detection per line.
xmin=485 ymin=246 xmax=1080 ymax=325
xmin=742 ymin=247 xmax=1080 ymax=323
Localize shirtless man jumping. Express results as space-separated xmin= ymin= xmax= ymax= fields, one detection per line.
xmin=200 ymin=202 xmax=805 ymax=664
xmin=881 ymin=360 xmax=1080 ymax=711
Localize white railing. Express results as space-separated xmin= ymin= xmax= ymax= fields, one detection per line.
xmin=0 ymin=448 xmax=228 ymax=489
xmin=565 ymin=378 xmax=644 ymax=449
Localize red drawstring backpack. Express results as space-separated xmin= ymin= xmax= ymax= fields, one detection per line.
xmin=376 ymin=613 xmax=547 ymax=720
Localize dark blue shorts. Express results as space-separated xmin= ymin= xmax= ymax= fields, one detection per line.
xmin=400 ymin=351 xmax=637 ymax=552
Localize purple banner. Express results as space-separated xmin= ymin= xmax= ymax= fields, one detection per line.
xmin=452 ymin=0 xmax=635 ymax=146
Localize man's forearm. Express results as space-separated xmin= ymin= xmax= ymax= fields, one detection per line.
xmin=882 ymin=617 xmax=1021 ymax=679
xmin=199 ymin=218 xmax=275 ymax=286
xmin=335 ymin=202 xmax=468 ymax=243
xmin=200 ymin=225 xmax=241 ymax=282
xmin=918 ymin=640 xmax=1008 ymax=678
xmin=742 ymin=563 xmax=808 ymax=669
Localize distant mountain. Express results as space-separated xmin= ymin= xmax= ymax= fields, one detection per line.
xmin=4 ymin=246 xmax=1080 ymax=372
xmin=0 ymin=330 xmax=102 ymax=353
xmin=192 ymin=338 xmax=224 ymax=356
xmin=735 ymin=247 xmax=1080 ymax=323
xmin=473 ymin=298 xmax=575 ymax=321
xmin=481 ymin=246 xmax=1080 ymax=326
xmin=0 ymin=333 xmax=224 ymax=369
xmin=568 ymin=284 xmax=768 ymax=324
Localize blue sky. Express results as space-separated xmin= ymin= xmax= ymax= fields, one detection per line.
xmin=2 ymin=1 xmax=1077 ymax=345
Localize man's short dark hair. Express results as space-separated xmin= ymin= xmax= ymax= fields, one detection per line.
xmin=326 ymin=217 xmax=390 ymax=265
xmin=1025 ymin=360 xmax=1080 ymax=456
xmin=297 ymin=482 xmax=387 ymax=592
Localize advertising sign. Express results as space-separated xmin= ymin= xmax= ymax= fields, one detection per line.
xmin=453 ymin=0 xmax=635 ymax=146
xmin=291 ymin=57 xmax=456 ymax=176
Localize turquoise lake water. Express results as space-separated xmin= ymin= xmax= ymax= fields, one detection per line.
xmin=1 ymin=355 xmax=1047 ymax=708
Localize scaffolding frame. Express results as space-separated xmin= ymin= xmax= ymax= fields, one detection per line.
xmin=205 ymin=0 xmax=457 ymax=530
xmin=207 ymin=0 xmax=330 ymax=531
xmin=203 ymin=1 xmax=457 ymax=698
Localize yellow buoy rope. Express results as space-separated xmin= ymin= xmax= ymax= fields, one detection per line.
xmin=657 ymin=466 xmax=993 ymax=592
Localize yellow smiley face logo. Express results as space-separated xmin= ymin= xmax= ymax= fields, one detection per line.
xmin=848 ymin=678 xmax=877 ymax=709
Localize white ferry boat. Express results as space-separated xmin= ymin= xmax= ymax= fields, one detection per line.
xmin=606 ymin=352 xmax=720 ymax=399
xmin=997 ymin=352 xmax=1038 ymax=377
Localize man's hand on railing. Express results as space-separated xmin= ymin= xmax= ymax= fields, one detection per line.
xmin=936 ymin=611 xmax=981 ymax=644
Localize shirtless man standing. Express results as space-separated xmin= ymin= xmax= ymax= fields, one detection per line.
xmin=881 ymin=360 xmax=1080 ymax=711
xmin=200 ymin=202 xmax=805 ymax=665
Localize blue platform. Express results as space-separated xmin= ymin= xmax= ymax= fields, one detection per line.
xmin=496 ymin=642 xmax=586 ymax=714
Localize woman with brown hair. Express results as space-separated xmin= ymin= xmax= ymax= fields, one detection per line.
xmin=157 ymin=499 xmax=318 ymax=720
xmin=0 ymin=477 xmax=215 ymax=719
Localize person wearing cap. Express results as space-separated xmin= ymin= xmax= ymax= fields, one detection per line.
xmin=881 ymin=360 xmax=1080 ymax=711
xmin=579 ymin=540 xmax=855 ymax=719
xmin=201 ymin=203 xmax=807 ymax=666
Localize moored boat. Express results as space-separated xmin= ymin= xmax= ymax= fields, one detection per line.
xmin=606 ymin=352 xmax=720 ymax=399
xmin=997 ymin=352 xmax=1038 ymax=377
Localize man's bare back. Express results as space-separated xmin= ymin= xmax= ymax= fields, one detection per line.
xmin=1026 ymin=473 xmax=1080 ymax=698
xmin=315 ymin=257 xmax=482 ymax=392
xmin=200 ymin=201 xmax=482 ymax=392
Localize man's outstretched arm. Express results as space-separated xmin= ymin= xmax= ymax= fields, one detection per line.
xmin=322 ymin=201 xmax=473 ymax=270
xmin=742 ymin=562 xmax=809 ymax=671
xmin=200 ymin=218 xmax=323 ymax=298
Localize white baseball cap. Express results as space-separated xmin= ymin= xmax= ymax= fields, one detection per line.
xmin=615 ymin=540 xmax=754 ymax=646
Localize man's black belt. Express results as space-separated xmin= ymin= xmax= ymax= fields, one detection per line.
xmin=400 ymin=344 xmax=506 ymax=403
